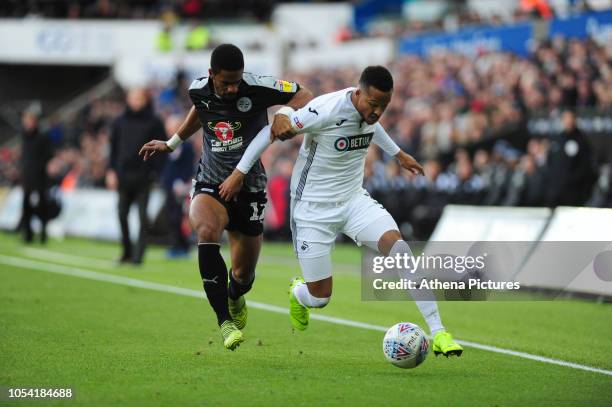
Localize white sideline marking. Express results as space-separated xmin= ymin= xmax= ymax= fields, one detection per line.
xmin=21 ymin=247 xmax=115 ymax=269
xmin=1 ymin=254 xmax=611 ymax=377
xmin=26 ymin=248 xmax=359 ymax=275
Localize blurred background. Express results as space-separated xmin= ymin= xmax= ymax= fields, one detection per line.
xmin=0 ymin=0 xmax=611 ymax=253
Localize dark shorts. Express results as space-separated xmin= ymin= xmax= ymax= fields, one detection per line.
xmin=191 ymin=181 xmax=267 ymax=236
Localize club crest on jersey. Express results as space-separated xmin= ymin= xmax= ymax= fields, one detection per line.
xmin=236 ymin=97 xmax=252 ymax=112
xmin=334 ymin=132 xmax=373 ymax=152
xmin=207 ymin=121 xmax=242 ymax=142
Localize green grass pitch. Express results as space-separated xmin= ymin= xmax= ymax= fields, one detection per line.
xmin=1 ymin=233 xmax=611 ymax=406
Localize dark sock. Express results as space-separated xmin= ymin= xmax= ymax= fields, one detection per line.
xmin=198 ymin=243 xmax=230 ymax=325
xmin=228 ymin=269 xmax=255 ymax=301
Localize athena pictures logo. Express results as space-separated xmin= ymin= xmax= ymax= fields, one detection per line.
xmin=207 ymin=121 xmax=241 ymax=142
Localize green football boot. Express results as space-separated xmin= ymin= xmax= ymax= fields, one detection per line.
xmin=432 ymin=331 xmax=463 ymax=357
xmin=229 ymin=295 xmax=248 ymax=330
xmin=289 ymin=277 xmax=309 ymax=331
xmin=220 ymin=320 xmax=244 ymax=351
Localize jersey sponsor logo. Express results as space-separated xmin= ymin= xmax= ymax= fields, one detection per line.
xmin=236 ymin=97 xmax=252 ymax=112
xmin=201 ymin=100 xmax=211 ymax=109
xmin=293 ymin=116 xmax=304 ymax=129
xmin=308 ymin=107 xmax=319 ymax=115
xmin=333 ymin=132 xmax=373 ymax=152
xmin=275 ymin=80 xmax=295 ymax=93
xmin=335 ymin=119 xmax=347 ymax=126
xmin=335 ymin=138 xmax=348 ymax=151
xmin=207 ymin=121 xmax=244 ymax=152
xmin=207 ymin=121 xmax=241 ymax=141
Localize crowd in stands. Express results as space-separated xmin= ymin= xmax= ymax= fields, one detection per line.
xmin=0 ymin=0 xmax=275 ymax=21
xmin=1 ymin=36 xmax=610 ymax=240
xmin=270 ymin=36 xmax=612 ymax=237
xmin=4 ymin=1 xmax=608 ymax=53
xmin=356 ymin=0 xmax=605 ymax=39
xmin=3 ymin=0 xmax=604 ymax=26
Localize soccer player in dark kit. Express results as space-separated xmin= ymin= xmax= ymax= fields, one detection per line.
xmin=139 ymin=44 xmax=312 ymax=350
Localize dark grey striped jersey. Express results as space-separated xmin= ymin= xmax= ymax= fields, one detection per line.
xmin=188 ymin=72 xmax=299 ymax=192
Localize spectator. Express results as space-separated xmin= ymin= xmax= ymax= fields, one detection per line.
xmin=519 ymin=153 xmax=548 ymax=206
xmin=265 ymin=158 xmax=294 ymax=241
xmin=545 ymin=109 xmax=597 ymax=206
xmin=483 ymin=141 xmax=513 ymax=205
xmin=587 ymin=164 xmax=612 ymax=208
xmin=410 ymin=159 xmax=447 ymax=239
xmin=473 ymin=149 xmax=494 ymax=189
xmin=106 ymin=88 xmax=166 ymax=265
xmin=156 ymin=22 xmax=174 ymax=52
xmin=452 ymin=156 xmax=486 ymax=205
xmin=159 ymin=115 xmax=195 ymax=258
xmin=2 ymin=36 xmax=607 ymax=244
xmin=185 ymin=22 xmax=211 ymax=50
xmin=19 ymin=105 xmax=53 ymax=243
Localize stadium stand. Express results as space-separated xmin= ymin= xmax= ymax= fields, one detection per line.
xmin=3 ymin=36 xmax=610 ymax=239
xmin=0 ymin=1 xmax=610 ymax=242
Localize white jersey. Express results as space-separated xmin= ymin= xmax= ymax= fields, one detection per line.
xmin=288 ymin=88 xmax=400 ymax=203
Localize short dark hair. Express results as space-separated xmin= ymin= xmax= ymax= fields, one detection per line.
xmin=359 ymin=66 xmax=393 ymax=92
xmin=210 ymin=44 xmax=244 ymax=73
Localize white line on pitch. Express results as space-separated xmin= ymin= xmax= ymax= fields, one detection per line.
xmin=19 ymin=247 xmax=360 ymax=275
xmin=21 ymin=247 xmax=115 ymax=269
xmin=1 ymin=254 xmax=611 ymax=377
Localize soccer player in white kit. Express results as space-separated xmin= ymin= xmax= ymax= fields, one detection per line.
xmin=219 ymin=66 xmax=463 ymax=357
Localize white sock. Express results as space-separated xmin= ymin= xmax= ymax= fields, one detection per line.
xmin=293 ymin=282 xmax=330 ymax=308
xmin=390 ymin=240 xmax=445 ymax=336
xmin=414 ymin=301 xmax=444 ymax=336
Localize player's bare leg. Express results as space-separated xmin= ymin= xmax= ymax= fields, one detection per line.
xmin=376 ymin=229 xmax=462 ymax=357
xmin=227 ymin=231 xmax=263 ymax=329
xmin=377 ymin=229 xmax=402 ymax=257
xmin=305 ymin=277 xmax=333 ymax=298
xmin=190 ymin=194 xmax=243 ymax=350
xmin=289 ymin=255 xmax=333 ymax=330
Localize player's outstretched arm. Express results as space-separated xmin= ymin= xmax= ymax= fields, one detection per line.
xmin=270 ymin=85 xmax=313 ymax=142
xmin=395 ymin=150 xmax=424 ymax=175
xmin=219 ymin=124 xmax=273 ymax=201
xmin=373 ymin=122 xmax=423 ymax=175
xmin=139 ymin=106 xmax=202 ymax=161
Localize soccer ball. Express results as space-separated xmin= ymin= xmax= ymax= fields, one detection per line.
xmin=382 ymin=322 xmax=429 ymax=369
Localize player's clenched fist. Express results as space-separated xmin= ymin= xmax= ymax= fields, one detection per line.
xmin=396 ymin=151 xmax=424 ymax=176
xmin=270 ymin=114 xmax=296 ymax=142
xmin=139 ymin=140 xmax=172 ymax=161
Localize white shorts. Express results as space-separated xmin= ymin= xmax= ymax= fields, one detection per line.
xmin=291 ymin=189 xmax=398 ymax=281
